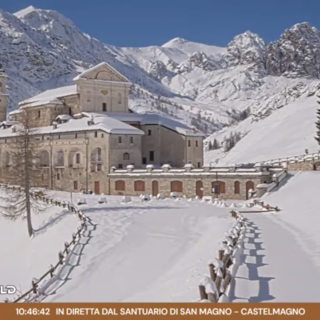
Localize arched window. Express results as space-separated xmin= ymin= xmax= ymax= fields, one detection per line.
xmin=118 ymin=92 xmax=122 ymax=104
xmin=123 ymin=152 xmax=130 ymax=160
xmin=115 ymin=180 xmax=125 ymax=191
xmin=234 ymin=181 xmax=240 ymax=194
xmin=54 ymin=150 xmax=64 ymax=167
xmin=91 ymin=148 xmax=102 ymax=162
xmin=170 ymin=181 xmax=183 ymax=192
xmin=68 ymin=148 xmax=82 ymax=166
xmin=212 ymin=181 xmax=225 ymax=194
xmin=39 ymin=150 xmax=50 ymax=167
xmin=134 ymin=180 xmax=145 ymax=192
xmin=2 ymin=151 xmax=10 ymax=167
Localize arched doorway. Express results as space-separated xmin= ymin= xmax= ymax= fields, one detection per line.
xmin=246 ymin=181 xmax=254 ymax=200
xmin=196 ymin=180 xmax=203 ymax=198
xmin=152 ymin=180 xmax=159 ymax=196
xmin=314 ymin=162 xmax=320 ymax=170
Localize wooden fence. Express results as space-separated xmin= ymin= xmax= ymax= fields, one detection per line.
xmin=252 ymin=200 xmax=280 ymax=212
xmin=0 ymin=184 xmax=89 ymax=303
xmin=198 ymin=210 xmax=246 ymax=302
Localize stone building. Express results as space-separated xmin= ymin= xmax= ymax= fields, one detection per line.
xmin=0 ymin=62 xmax=205 ymax=195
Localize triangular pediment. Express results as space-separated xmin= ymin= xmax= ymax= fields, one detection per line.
xmin=73 ymin=62 xmax=130 ymax=83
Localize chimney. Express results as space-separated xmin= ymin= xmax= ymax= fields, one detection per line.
xmin=87 ymin=116 xmax=94 ymax=126
xmin=52 ymin=121 xmax=57 ymax=129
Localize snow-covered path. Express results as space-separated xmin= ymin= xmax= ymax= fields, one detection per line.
xmin=44 ymin=198 xmax=232 ymax=302
xmin=231 ymin=213 xmax=320 ymax=302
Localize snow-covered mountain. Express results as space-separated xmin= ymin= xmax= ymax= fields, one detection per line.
xmin=1 ymin=6 xmax=320 ymax=158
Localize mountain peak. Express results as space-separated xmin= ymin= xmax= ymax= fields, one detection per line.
xmin=162 ymin=37 xmax=188 ymax=47
xmin=14 ymin=6 xmax=38 ymax=18
xmin=265 ymin=22 xmax=320 ymax=78
xmin=226 ymin=30 xmax=266 ymax=68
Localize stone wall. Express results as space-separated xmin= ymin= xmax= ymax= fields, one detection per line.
xmin=108 ymin=165 xmax=273 ymax=200
xmin=287 ymin=160 xmax=315 ymax=171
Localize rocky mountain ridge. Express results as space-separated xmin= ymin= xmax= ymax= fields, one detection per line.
xmin=0 ymin=6 xmax=319 ymax=136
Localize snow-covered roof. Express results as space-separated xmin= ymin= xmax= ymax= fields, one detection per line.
xmin=100 ymin=112 xmax=205 ymax=137
xmin=21 ymin=98 xmax=64 ymax=109
xmin=0 ymin=114 xmax=144 ymax=138
xmin=73 ymin=62 xmax=130 ymax=83
xmin=19 ymin=85 xmax=77 ymax=106
xmin=0 ymin=120 xmax=18 ymax=128
xmin=8 ymin=109 xmax=22 ymax=116
xmin=56 ymin=114 xmax=73 ymax=121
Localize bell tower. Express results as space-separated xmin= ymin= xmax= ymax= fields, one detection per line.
xmin=0 ymin=64 xmax=8 ymax=122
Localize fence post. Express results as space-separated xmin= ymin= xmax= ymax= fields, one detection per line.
xmin=218 ymin=250 xmax=224 ymax=261
xmin=31 ymin=281 xmax=37 ymax=294
xmin=209 ymin=264 xmax=216 ymax=281
xmin=199 ymin=285 xmax=207 ymax=300
xmin=64 ymin=242 xmax=69 ymax=254
xmin=58 ymin=252 xmax=64 ymax=265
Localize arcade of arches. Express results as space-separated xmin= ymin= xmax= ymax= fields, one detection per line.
xmin=111 ymin=177 xmax=264 ymax=200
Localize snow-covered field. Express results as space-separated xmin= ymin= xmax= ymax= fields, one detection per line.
xmin=2 ymin=172 xmax=320 ymax=303
xmin=0 ymin=192 xmax=78 ymax=302
xmin=0 ymin=191 xmax=234 ymax=302
xmin=230 ymin=171 xmax=320 ymax=302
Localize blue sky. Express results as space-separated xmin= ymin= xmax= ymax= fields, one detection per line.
xmin=1 ymin=0 xmax=318 ymax=47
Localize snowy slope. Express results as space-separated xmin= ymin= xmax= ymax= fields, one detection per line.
xmin=0 ymin=191 xmax=78 ymax=302
xmin=205 ymin=84 xmax=320 ymax=165
xmin=1 ymin=6 xmax=320 ymax=137
xmin=230 ymin=172 xmax=320 ymax=302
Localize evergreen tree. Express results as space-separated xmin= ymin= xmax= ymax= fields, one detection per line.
xmin=212 ymin=138 xmax=219 ymax=149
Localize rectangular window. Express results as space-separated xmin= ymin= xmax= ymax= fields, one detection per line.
xmin=101 ymin=133 xmax=104 ymax=138
xmin=75 ymin=133 xmax=78 ymax=138
xmin=69 ymin=107 xmax=72 ymax=115
xmin=102 ymin=103 xmax=107 ymax=112
xmin=118 ymin=164 xmax=123 ymax=169
xmin=94 ymin=131 xmax=98 ymax=138
xmin=197 ymin=162 xmax=201 ymax=168
xmin=38 ymin=110 xmax=41 ymax=118
xmin=41 ymin=135 xmax=44 ymax=141
xmin=118 ymin=136 xmax=122 ymax=143
xmin=73 ymin=181 xmax=78 ymax=190
xmin=97 ymin=164 xmax=102 ymax=171
xmin=57 ymin=173 xmax=60 ymax=181
xmin=142 ymin=157 xmax=147 ymax=165
xmin=196 ymin=140 xmax=198 ymax=147
xmin=188 ymin=140 xmax=191 ymax=147
xmin=76 ymin=153 xmax=80 ymax=164
xmin=130 ymin=137 xmax=133 ymax=144
xmin=148 ymin=129 xmax=152 ymax=136
xmin=149 ymin=151 xmax=154 ymax=162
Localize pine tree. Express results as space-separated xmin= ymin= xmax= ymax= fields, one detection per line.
xmin=315 ymin=106 xmax=320 ymax=144
xmin=212 ymin=138 xmax=219 ymax=150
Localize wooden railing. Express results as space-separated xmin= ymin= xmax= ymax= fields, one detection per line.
xmin=0 ymin=185 xmax=90 ymax=303
xmin=198 ymin=211 xmax=247 ymax=302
